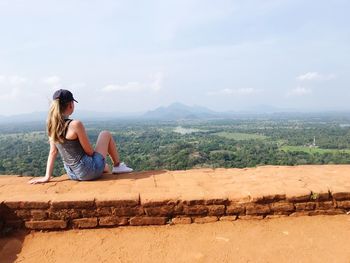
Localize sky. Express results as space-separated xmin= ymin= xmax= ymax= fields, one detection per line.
xmin=0 ymin=0 xmax=349 ymax=115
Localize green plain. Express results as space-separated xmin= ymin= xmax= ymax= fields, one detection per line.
xmin=213 ymin=132 xmax=267 ymax=140
xmin=280 ymin=146 xmax=350 ymax=154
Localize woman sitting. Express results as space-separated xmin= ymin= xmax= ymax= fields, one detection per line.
xmin=29 ymin=89 xmax=132 ymax=184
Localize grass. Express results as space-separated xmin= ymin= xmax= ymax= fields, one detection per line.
xmin=213 ymin=132 xmax=267 ymax=140
xmin=280 ymin=145 xmax=350 ymax=154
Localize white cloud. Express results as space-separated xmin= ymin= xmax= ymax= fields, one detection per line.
xmin=297 ymin=72 xmax=336 ymax=81
xmin=287 ymin=86 xmax=312 ymax=97
xmin=207 ymin=88 xmax=258 ymax=96
xmin=102 ymin=82 xmax=143 ymax=92
xmin=102 ymin=72 xmax=164 ymax=93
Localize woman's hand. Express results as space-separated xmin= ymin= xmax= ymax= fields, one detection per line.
xmin=28 ymin=139 xmax=57 ymax=185
xmin=28 ymin=176 xmax=51 ymax=184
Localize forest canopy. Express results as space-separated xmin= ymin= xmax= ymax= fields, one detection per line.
xmin=1 ymin=116 xmax=350 ymax=176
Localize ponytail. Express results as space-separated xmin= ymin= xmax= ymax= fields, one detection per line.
xmin=47 ymin=99 xmax=69 ymax=143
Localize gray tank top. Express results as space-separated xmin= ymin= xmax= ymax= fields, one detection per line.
xmin=55 ymin=119 xmax=85 ymax=166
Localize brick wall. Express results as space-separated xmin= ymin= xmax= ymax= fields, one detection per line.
xmin=1 ymin=191 xmax=349 ymax=231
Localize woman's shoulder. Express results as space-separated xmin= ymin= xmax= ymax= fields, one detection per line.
xmin=68 ymin=119 xmax=83 ymax=126
xmin=68 ymin=119 xmax=86 ymax=131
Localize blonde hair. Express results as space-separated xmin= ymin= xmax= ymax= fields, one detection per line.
xmin=47 ymin=99 xmax=70 ymax=144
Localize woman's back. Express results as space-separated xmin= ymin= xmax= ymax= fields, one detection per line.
xmin=55 ymin=119 xmax=85 ymax=167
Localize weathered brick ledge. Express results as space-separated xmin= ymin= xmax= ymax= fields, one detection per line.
xmin=0 ymin=165 xmax=349 ymax=231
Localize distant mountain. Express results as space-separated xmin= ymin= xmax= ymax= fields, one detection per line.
xmin=1 ymin=104 xmax=349 ymax=123
xmin=0 ymin=111 xmax=47 ymax=123
xmin=142 ymin=102 xmax=219 ymax=120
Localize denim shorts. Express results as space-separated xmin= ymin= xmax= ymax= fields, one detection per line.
xmin=64 ymin=152 xmax=105 ymax=181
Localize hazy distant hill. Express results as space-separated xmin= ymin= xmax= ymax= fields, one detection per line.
xmin=0 ymin=112 xmax=47 ymax=123
xmin=1 ymin=103 xmax=349 ymax=123
xmin=142 ymin=102 xmax=220 ymax=120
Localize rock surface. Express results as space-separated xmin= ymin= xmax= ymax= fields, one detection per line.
xmin=0 ymin=165 xmax=350 ymax=230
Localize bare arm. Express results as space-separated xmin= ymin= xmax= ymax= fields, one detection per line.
xmin=74 ymin=120 xmax=94 ymax=156
xmin=28 ymin=139 xmax=58 ymax=184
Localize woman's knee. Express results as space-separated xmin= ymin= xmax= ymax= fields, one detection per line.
xmin=99 ymin=130 xmax=111 ymax=139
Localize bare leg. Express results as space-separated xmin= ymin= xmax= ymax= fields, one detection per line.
xmin=95 ymin=131 xmax=120 ymax=168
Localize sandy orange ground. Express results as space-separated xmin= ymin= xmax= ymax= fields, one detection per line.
xmin=1 ymin=215 xmax=350 ymax=263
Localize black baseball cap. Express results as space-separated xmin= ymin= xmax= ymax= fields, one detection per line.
xmin=53 ymin=89 xmax=78 ymax=103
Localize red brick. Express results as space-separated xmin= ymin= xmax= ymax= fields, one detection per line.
xmin=98 ymin=216 xmax=128 ymax=226
xmin=48 ymin=209 xmax=80 ymax=220
xmin=80 ymin=209 xmax=96 ymax=218
xmin=96 ymin=207 xmax=112 ymax=216
xmin=173 ymin=204 xmax=184 ymax=215
xmin=72 ymin=218 xmax=98 ymax=228
xmin=316 ymin=201 xmax=334 ymax=210
xmin=129 ymin=216 xmax=167 ymax=226
xmin=144 ymin=206 xmax=174 ymax=216
xmin=337 ymin=200 xmax=350 ymax=209
xmin=295 ymin=202 xmax=316 ymax=211
xmin=5 ymin=201 xmax=49 ymax=209
xmin=204 ymin=199 xmax=227 ymax=205
xmin=25 ymin=220 xmax=67 ymax=230
xmin=312 ymin=192 xmax=330 ymax=201
xmin=15 ymin=209 xmax=31 ymax=220
xmin=113 ymin=206 xmax=144 ymax=216
xmin=95 ymin=197 xmax=139 ymax=208
xmin=140 ymin=191 xmax=179 ymax=207
xmin=181 ymin=200 xmax=205 ymax=206
xmin=171 ymin=217 xmax=192 ymax=224
xmin=51 ymin=200 xmax=94 ymax=209
xmin=332 ymin=192 xmax=350 ymax=201
xmin=270 ymin=202 xmax=295 ymax=213
xmin=142 ymin=200 xmax=178 ymax=207
xmin=226 ymin=203 xmax=245 ymax=215
xmin=287 ymin=194 xmax=311 ymax=203
xmin=246 ymin=204 xmax=271 ymax=215
xmin=208 ymin=205 xmax=225 ymax=216
xmin=251 ymin=194 xmax=286 ymax=204
xmin=261 ymin=194 xmax=286 ymax=203
xmin=193 ymin=216 xmax=218 ymax=224
xmin=31 ymin=210 xmax=47 ymax=221
xmin=183 ymin=205 xmax=208 ymax=216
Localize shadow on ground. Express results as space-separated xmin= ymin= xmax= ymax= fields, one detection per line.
xmin=41 ymin=170 xmax=168 ymax=184
xmin=0 ymin=231 xmax=26 ymax=263
xmin=99 ymin=170 xmax=168 ymax=181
